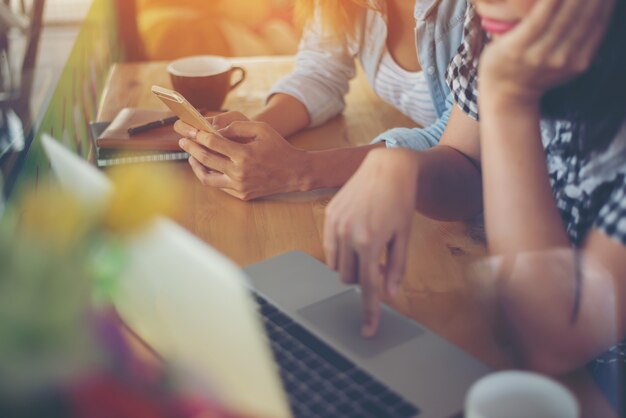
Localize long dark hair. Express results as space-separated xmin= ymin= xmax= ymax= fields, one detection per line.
xmin=540 ymin=0 xmax=626 ymax=154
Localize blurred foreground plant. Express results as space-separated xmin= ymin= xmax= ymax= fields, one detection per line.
xmin=0 ymin=164 xmax=234 ymax=418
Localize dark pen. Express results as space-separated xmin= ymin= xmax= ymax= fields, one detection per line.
xmin=127 ymin=115 xmax=179 ymax=136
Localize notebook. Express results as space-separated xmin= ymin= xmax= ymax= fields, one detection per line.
xmin=90 ymin=108 xmax=188 ymax=167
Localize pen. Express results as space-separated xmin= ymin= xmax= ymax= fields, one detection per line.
xmin=127 ymin=115 xmax=179 ymax=136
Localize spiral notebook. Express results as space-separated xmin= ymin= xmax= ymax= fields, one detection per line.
xmin=89 ymin=108 xmax=189 ymax=167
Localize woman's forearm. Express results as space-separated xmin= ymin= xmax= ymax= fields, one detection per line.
xmin=413 ymin=146 xmax=483 ymax=221
xmin=479 ymin=97 xmax=613 ymax=374
xmin=480 ymin=98 xmax=570 ymax=254
xmin=304 ymin=143 xmax=385 ymax=190
xmin=496 ymin=248 xmax=622 ymax=375
xmin=309 ymin=144 xmax=483 ymax=219
xmin=252 ymin=93 xmax=311 ymax=138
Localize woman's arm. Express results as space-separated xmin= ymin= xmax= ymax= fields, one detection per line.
xmin=480 ymin=99 xmax=568 ymax=254
xmin=175 ymin=95 xmax=468 ymax=199
xmin=479 ymin=95 xmax=626 ymax=373
xmin=477 ymin=0 xmax=621 ymax=374
xmin=251 ymin=93 xmax=310 ymax=138
xmin=176 ymin=120 xmax=386 ymax=200
xmin=479 ymin=93 xmax=626 ymax=373
xmin=414 ymin=105 xmax=482 ymax=220
xmin=305 ymin=100 xmax=482 ymax=194
xmin=258 ymin=8 xmax=357 ymax=133
xmin=323 ymin=105 xmax=481 ymax=336
xmin=489 ymin=234 xmax=626 ymax=375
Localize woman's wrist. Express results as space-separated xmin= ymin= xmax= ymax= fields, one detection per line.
xmin=305 ymin=149 xmax=354 ymax=191
xmin=480 ymin=84 xmax=541 ymax=112
xmin=304 ymin=144 xmax=387 ymax=191
xmin=368 ymin=148 xmax=420 ymax=200
xmin=368 ymin=148 xmax=419 ymax=176
xmin=289 ymin=149 xmax=316 ymax=192
xmin=479 ymin=88 xmax=542 ymax=126
xmin=252 ymin=94 xmax=310 ymax=138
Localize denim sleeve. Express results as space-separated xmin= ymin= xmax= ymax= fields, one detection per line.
xmin=371 ymin=94 xmax=454 ymax=151
xmin=267 ymin=10 xmax=356 ymax=128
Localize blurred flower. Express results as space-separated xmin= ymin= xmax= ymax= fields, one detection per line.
xmin=0 ymin=164 xmax=232 ymax=418
xmin=104 ymin=165 xmax=183 ymax=234
xmin=16 ymin=185 xmax=98 ymax=252
xmin=66 ymin=310 xmax=234 ymax=418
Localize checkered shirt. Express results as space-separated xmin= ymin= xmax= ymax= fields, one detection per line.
xmin=445 ymin=4 xmax=626 ymax=248
xmin=445 ymin=3 xmax=483 ymax=121
xmin=445 ymin=4 xmax=626 ymax=402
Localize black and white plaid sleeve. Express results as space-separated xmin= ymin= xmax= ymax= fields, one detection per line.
xmin=593 ymin=122 xmax=626 ymax=245
xmin=445 ymin=3 xmax=482 ymax=121
xmin=595 ymin=177 xmax=626 ymax=246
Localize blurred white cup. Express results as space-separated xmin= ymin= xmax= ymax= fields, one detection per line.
xmin=466 ymin=371 xmax=580 ymax=418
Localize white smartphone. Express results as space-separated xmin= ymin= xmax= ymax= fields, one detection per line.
xmin=151 ymin=85 xmax=217 ymax=134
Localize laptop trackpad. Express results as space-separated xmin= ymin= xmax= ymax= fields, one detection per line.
xmin=298 ymin=290 xmax=423 ymax=359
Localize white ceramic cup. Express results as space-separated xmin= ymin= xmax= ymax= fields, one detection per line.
xmin=466 ymin=371 xmax=580 ymax=418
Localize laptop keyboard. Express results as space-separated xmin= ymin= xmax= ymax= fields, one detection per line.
xmin=254 ymin=294 xmax=420 ymax=418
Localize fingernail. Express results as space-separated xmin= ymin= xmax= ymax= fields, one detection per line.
xmin=361 ymin=324 xmax=375 ymax=338
xmin=388 ymin=281 xmax=399 ymax=295
xmin=179 ymin=139 xmax=186 ymax=148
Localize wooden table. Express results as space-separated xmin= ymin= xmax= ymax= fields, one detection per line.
xmin=98 ymin=56 xmax=616 ymax=418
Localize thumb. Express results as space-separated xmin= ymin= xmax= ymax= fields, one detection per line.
xmin=212 ymin=111 xmax=249 ymax=129
xmin=219 ymin=121 xmax=269 ymax=140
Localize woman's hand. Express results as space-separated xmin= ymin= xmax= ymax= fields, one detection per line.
xmin=323 ymin=149 xmax=419 ymax=337
xmin=478 ymin=0 xmax=614 ymax=107
xmin=175 ymin=120 xmax=311 ymax=200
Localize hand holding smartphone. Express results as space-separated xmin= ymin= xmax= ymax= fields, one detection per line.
xmin=151 ymin=85 xmax=217 ymax=134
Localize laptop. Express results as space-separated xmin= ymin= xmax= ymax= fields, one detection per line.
xmin=41 ymin=134 xmax=492 ymax=418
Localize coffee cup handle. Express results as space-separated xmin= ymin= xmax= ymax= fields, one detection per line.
xmin=229 ymin=67 xmax=246 ymax=91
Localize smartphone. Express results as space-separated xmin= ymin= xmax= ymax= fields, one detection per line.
xmin=151 ymin=85 xmax=217 ymax=134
